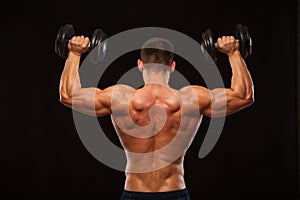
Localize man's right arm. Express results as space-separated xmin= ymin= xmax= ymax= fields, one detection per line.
xmin=193 ymin=36 xmax=254 ymax=117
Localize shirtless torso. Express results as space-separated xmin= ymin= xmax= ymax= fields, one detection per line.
xmin=112 ymin=83 xmax=201 ymax=192
xmin=59 ymin=35 xmax=254 ymax=194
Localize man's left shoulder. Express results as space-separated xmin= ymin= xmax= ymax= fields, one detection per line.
xmin=113 ymin=84 xmax=135 ymax=97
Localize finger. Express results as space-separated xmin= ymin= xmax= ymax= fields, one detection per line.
xmin=217 ymin=37 xmax=223 ymax=48
xmin=222 ymin=36 xmax=230 ymax=44
xmin=69 ymin=36 xmax=76 ymax=44
xmin=229 ymin=36 xmax=237 ymax=47
xmin=71 ymin=36 xmax=79 ymax=45
xmin=83 ymin=37 xmax=90 ymax=48
xmin=229 ymin=36 xmax=235 ymax=40
xmin=228 ymin=36 xmax=235 ymax=43
xmin=222 ymin=36 xmax=226 ymax=41
xmin=225 ymin=36 xmax=234 ymax=45
xmin=77 ymin=35 xmax=84 ymax=45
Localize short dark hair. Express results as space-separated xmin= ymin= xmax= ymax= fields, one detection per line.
xmin=140 ymin=37 xmax=174 ymax=66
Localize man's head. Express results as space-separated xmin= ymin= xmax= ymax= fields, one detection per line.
xmin=138 ymin=37 xmax=176 ymax=75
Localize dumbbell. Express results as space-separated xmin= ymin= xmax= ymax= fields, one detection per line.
xmin=54 ymin=24 xmax=107 ymax=63
xmin=200 ymin=24 xmax=252 ymax=62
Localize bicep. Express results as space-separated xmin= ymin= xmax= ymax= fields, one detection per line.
xmin=199 ymin=87 xmax=250 ymax=117
xmin=61 ymin=86 xmax=114 ymax=117
xmin=61 ymin=84 xmax=135 ymax=117
xmin=189 ymin=86 xmax=214 ymax=116
xmin=200 ymin=88 xmax=228 ymax=117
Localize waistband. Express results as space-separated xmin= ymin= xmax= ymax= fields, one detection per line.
xmin=122 ymin=188 xmax=189 ymax=199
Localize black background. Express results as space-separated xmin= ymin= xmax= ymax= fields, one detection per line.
xmin=1 ymin=0 xmax=298 ymax=199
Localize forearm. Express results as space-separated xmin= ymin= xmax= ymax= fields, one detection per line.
xmin=228 ymin=50 xmax=254 ymax=100
xmin=59 ymin=52 xmax=82 ymax=100
xmin=202 ymin=37 xmax=254 ymax=117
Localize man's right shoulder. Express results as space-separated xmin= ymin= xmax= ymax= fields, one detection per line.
xmin=179 ymin=85 xmax=209 ymax=93
xmin=178 ymin=85 xmax=210 ymax=101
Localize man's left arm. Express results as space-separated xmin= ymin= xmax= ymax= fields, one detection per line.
xmin=59 ymin=36 xmax=114 ymax=117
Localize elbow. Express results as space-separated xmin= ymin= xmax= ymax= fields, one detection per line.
xmin=229 ymin=88 xmax=255 ymax=107
xmin=246 ymin=96 xmax=254 ymax=106
xmin=59 ymin=91 xmax=67 ymax=103
xmin=59 ymin=88 xmax=72 ymax=103
xmin=59 ymin=93 xmax=72 ymax=107
xmin=238 ymin=86 xmax=255 ymax=107
xmin=59 ymin=95 xmax=67 ymax=104
xmin=243 ymin=92 xmax=255 ymax=107
xmin=230 ymin=91 xmax=254 ymax=109
xmin=246 ymin=86 xmax=255 ymax=105
xmin=59 ymin=86 xmax=76 ymax=107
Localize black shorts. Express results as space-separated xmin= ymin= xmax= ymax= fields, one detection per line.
xmin=120 ymin=188 xmax=191 ymax=200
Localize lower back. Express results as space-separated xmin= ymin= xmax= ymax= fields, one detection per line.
xmin=124 ymin=159 xmax=186 ymax=192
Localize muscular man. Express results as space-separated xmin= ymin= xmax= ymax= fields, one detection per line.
xmin=59 ymin=34 xmax=254 ymax=199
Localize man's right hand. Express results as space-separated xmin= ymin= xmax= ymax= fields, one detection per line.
xmin=68 ymin=36 xmax=90 ymax=56
xmin=217 ymin=36 xmax=240 ymax=56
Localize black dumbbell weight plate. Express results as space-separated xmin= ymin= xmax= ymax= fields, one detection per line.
xmin=201 ymin=29 xmax=217 ymax=63
xmin=89 ymin=29 xmax=107 ymax=63
xmin=201 ymin=32 xmax=211 ymax=63
xmin=55 ymin=24 xmax=74 ymax=59
xmin=236 ymin=24 xmax=252 ymax=59
xmin=206 ymin=29 xmax=217 ymax=62
xmin=244 ymin=26 xmax=252 ymax=58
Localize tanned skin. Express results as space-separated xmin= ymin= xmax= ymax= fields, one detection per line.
xmin=59 ymin=35 xmax=254 ymax=192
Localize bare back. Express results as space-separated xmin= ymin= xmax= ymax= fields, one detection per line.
xmin=111 ymin=83 xmax=202 ymax=192
xmin=59 ymin=33 xmax=254 ymax=195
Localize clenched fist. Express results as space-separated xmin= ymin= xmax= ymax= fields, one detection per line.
xmin=217 ymin=36 xmax=239 ymax=56
xmin=68 ymin=36 xmax=90 ymax=56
